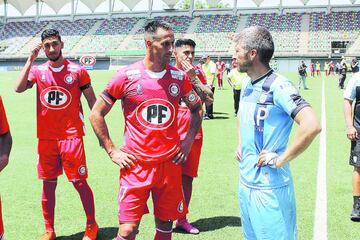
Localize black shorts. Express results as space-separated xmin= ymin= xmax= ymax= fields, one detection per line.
xmin=350 ymin=140 xmax=360 ymax=167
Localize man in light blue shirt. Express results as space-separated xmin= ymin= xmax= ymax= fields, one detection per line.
xmin=234 ymin=26 xmax=321 ymax=240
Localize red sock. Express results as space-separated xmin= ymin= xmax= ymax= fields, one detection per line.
xmin=41 ymin=180 xmax=57 ymax=232
xmin=179 ymin=175 xmax=193 ymax=222
xmin=154 ymin=228 xmax=172 ymax=240
xmin=72 ymin=180 xmax=96 ymax=225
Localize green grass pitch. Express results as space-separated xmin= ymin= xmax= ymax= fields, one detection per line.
xmin=0 ymin=70 xmax=357 ymax=239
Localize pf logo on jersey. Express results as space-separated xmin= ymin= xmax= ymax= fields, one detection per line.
xmin=40 ymin=86 xmax=72 ymax=110
xmin=136 ymin=99 xmax=175 ymax=130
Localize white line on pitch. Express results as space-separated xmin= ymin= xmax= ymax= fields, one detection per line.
xmin=313 ymin=72 xmax=327 ymax=240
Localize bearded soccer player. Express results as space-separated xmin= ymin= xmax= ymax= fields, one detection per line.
xmin=173 ymin=38 xmax=213 ymax=234
xmin=0 ymin=96 xmax=12 ymax=240
xmin=14 ymin=29 xmax=98 ymax=240
xmin=234 ymin=26 xmax=321 ymax=239
xmin=89 ymin=21 xmax=202 ymax=240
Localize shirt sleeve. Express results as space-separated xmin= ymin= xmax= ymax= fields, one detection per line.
xmin=0 ymin=97 xmax=10 ymax=135
xmin=344 ymin=74 xmax=357 ymax=101
xmin=273 ymin=80 xmax=310 ymax=119
xmin=101 ymin=71 xmax=127 ymax=105
xmin=79 ymin=67 xmax=91 ymax=89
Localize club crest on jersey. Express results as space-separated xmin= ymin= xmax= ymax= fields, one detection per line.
xmin=78 ymin=165 xmax=87 ymax=175
xmin=136 ymin=99 xmax=175 ymax=130
xmin=187 ymin=93 xmax=196 ymax=102
xmin=170 ymin=70 xmax=184 ymax=80
xmin=126 ymin=69 xmax=141 ymax=80
xmin=136 ymin=84 xmax=143 ymax=95
xmin=64 ymin=74 xmax=74 ymax=84
xmin=40 ymin=86 xmax=72 ymax=110
xmin=169 ymin=83 xmax=180 ymax=97
xmin=259 ymin=92 xmax=267 ymax=104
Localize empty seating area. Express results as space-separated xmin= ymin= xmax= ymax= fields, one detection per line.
xmin=308 ymin=11 xmax=360 ymax=53
xmin=0 ymin=21 xmax=48 ymax=39
xmin=195 ymin=15 xmax=239 ymax=33
xmin=95 ymin=17 xmax=140 ymax=35
xmin=0 ymin=11 xmax=358 ymax=58
xmin=247 ymin=13 xmax=302 ymax=31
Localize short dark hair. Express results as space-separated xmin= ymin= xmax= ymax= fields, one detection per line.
xmin=144 ymin=20 xmax=172 ymax=38
xmin=41 ymin=29 xmax=61 ymax=42
xmin=175 ymin=39 xmax=196 ymax=48
xmin=234 ymin=26 xmax=274 ymax=65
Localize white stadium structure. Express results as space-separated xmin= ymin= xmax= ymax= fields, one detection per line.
xmin=0 ymin=0 xmax=358 ymax=70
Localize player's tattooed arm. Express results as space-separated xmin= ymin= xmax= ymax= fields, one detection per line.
xmin=191 ymin=77 xmax=213 ymax=106
xmin=89 ymin=97 xmax=136 ymax=169
xmin=15 ymin=43 xmax=41 ymax=93
xmin=180 ymin=59 xmax=213 ymax=105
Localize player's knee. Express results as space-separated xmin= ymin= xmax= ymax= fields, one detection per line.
xmin=119 ymin=223 xmax=138 ymax=239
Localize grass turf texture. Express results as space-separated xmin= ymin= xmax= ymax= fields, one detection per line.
xmin=0 ymin=70 xmax=353 ymax=239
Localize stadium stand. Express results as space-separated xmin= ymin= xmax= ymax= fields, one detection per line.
xmin=0 ymin=7 xmax=358 ymax=59
xmin=309 ymin=11 xmax=360 ymax=54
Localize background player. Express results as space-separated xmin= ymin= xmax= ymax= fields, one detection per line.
xmin=173 ymin=38 xmax=213 ymax=234
xmin=202 ymin=54 xmax=216 ymax=119
xmin=216 ymin=56 xmax=225 ymax=90
xmin=14 ymin=29 xmax=98 ymax=240
xmin=343 ymin=70 xmax=360 ymax=221
xmin=89 ymin=21 xmax=202 ymax=240
xmin=234 ymin=26 xmax=321 ymax=239
xmin=0 ymin=96 xmax=12 ymax=240
xmin=227 ymin=58 xmax=246 ymax=116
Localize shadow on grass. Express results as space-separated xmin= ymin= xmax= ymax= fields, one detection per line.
xmin=173 ymin=216 xmax=241 ymax=234
xmin=57 ymin=227 xmax=118 ymax=240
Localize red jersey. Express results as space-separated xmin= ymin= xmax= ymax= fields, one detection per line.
xmin=0 ymin=97 xmax=9 ymax=135
xmin=28 ymin=59 xmax=91 ymax=140
xmin=178 ymin=65 xmax=206 ymax=140
xmin=102 ymin=61 xmax=198 ymax=163
xmin=216 ymin=61 xmax=225 ymax=73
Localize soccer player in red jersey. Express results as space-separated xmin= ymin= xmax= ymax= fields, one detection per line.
xmin=89 ymin=21 xmax=203 ymax=240
xmin=14 ymin=29 xmax=98 ymax=240
xmin=0 ymin=96 xmax=12 ymax=240
xmin=173 ymin=38 xmax=213 ymax=234
xmin=216 ymin=56 xmax=225 ymax=89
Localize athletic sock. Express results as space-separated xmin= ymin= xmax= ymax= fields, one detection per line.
xmin=154 ymin=228 xmax=172 ymax=240
xmin=353 ymin=196 xmax=360 ymax=206
xmin=41 ymin=180 xmax=57 ymax=232
xmin=72 ymin=180 xmax=96 ymax=225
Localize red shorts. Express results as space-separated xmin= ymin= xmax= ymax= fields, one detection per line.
xmin=0 ymin=197 xmax=3 ymax=238
xmin=118 ymin=160 xmax=187 ymax=222
xmin=182 ymin=138 xmax=203 ymax=178
xmin=217 ymin=73 xmax=223 ymax=80
xmin=37 ymin=138 xmax=87 ymax=181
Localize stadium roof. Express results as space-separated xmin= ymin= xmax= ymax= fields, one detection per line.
xmin=1 ymin=0 xmax=359 ymax=16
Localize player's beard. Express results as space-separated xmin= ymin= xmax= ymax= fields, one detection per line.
xmin=237 ymin=55 xmax=252 ymax=73
xmin=47 ymin=50 xmax=62 ymax=62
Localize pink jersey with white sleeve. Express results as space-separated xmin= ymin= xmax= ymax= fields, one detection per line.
xmin=28 ymin=59 xmax=91 ymax=140
xmin=101 ymin=61 xmax=199 ymax=163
